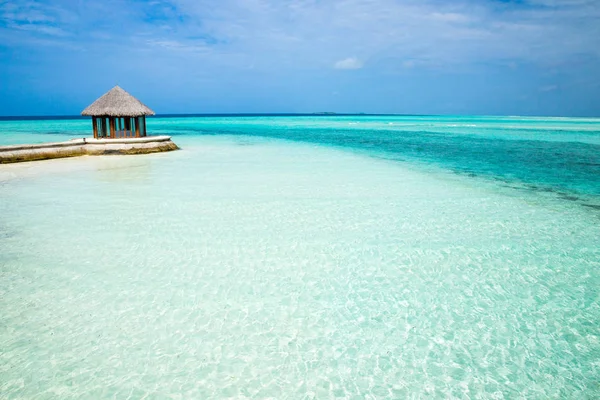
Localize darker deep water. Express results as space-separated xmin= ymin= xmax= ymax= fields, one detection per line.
xmin=155 ymin=118 xmax=600 ymax=206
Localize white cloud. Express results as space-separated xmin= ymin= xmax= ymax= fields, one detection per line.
xmin=162 ymin=0 xmax=600 ymax=71
xmin=429 ymin=12 xmax=470 ymax=23
xmin=12 ymin=24 xmax=68 ymax=36
xmin=2 ymin=0 xmax=600 ymax=72
xmin=334 ymin=57 xmax=363 ymax=70
xmin=540 ymin=85 xmax=558 ymax=92
xmin=147 ymin=39 xmax=210 ymax=52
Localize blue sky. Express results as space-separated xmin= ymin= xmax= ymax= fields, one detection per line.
xmin=1 ymin=0 xmax=599 ymax=116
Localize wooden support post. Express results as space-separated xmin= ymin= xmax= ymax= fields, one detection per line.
xmin=110 ymin=117 xmax=115 ymax=138
xmin=135 ymin=117 xmax=140 ymax=137
xmin=92 ymin=117 xmax=98 ymax=139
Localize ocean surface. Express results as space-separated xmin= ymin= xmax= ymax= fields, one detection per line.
xmin=1 ymin=115 xmax=599 ymax=398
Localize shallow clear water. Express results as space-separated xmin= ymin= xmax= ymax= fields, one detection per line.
xmin=1 ymin=117 xmax=600 ymax=398
xmin=3 ymin=115 xmax=598 ymax=202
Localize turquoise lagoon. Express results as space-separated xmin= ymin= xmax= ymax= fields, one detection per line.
xmin=1 ymin=116 xmax=599 ymax=398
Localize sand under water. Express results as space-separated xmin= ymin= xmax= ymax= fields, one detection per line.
xmin=1 ymin=116 xmax=599 ymax=398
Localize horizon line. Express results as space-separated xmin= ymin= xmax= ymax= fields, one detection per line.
xmin=0 ymin=113 xmax=599 ymax=120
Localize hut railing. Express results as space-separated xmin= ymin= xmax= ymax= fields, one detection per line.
xmin=116 ymin=130 xmax=136 ymax=138
xmin=90 ymin=116 xmax=148 ymax=139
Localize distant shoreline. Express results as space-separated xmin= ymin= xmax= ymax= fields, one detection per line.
xmin=0 ymin=113 xmax=421 ymax=121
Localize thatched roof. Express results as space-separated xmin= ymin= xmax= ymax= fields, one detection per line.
xmin=81 ymin=86 xmax=155 ymax=117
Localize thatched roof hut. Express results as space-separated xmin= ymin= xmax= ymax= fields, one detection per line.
xmin=81 ymin=86 xmax=155 ymax=139
xmin=82 ymin=86 xmax=155 ymax=117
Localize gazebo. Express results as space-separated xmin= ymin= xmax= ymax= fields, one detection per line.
xmin=81 ymin=86 xmax=155 ymax=139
